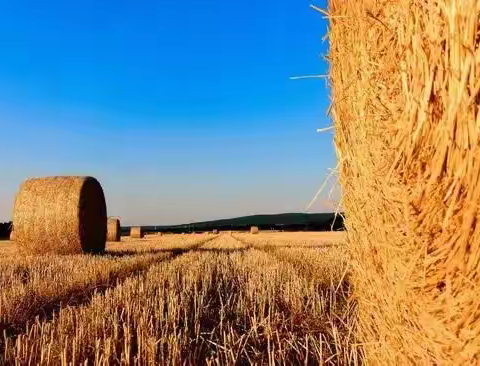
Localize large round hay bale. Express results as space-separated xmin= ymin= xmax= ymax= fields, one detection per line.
xmin=107 ymin=217 xmax=121 ymax=242
xmin=250 ymin=226 xmax=259 ymax=234
xmin=13 ymin=176 xmax=107 ymax=255
xmin=328 ymin=0 xmax=480 ymax=363
xmin=130 ymin=226 xmax=143 ymax=239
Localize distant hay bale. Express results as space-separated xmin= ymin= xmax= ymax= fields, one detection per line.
xmin=13 ymin=176 xmax=107 ymax=254
xmin=9 ymin=228 xmax=15 ymax=241
xmin=212 ymin=229 xmax=218 ymax=234
xmin=130 ymin=226 xmax=143 ymax=239
xmin=329 ymin=0 xmax=480 ymax=364
xmin=107 ymin=217 xmax=121 ymax=242
xmin=250 ymin=226 xmax=259 ymax=234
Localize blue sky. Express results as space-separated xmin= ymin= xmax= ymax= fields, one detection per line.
xmin=0 ymin=0 xmax=337 ymax=225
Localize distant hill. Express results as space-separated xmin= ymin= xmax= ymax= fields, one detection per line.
xmin=123 ymin=212 xmax=345 ymax=235
xmin=3 ymin=213 xmax=345 ymax=239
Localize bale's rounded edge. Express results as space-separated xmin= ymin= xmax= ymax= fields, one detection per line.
xmin=79 ymin=177 xmax=107 ymax=254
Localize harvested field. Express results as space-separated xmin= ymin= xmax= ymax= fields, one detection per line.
xmin=0 ymin=232 xmax=358 ymax=365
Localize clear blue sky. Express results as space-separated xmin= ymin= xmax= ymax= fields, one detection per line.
xmin=0 ymin=0 xmax=337 ymax=225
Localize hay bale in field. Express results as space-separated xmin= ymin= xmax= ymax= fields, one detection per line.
xmin=13 ymin=176 xmax=106 ymax=254
xmin=212 ymin=229 xmax=218 ymax=234
xmin=130 ymin=226 xmax=143 ymax=239
xmin=250 ymin=226 xmax=259 ymax=234
xmin=328 ymin=0 xmax=480 ymax=363
xmin=107 ymin=217 xmax=121 ymax=242
xmin=9 ymin=228 xmax=15 ymax=241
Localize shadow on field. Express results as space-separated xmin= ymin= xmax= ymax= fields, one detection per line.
xmin=105 ymin=243 xmax=341 ymax=258
xmin=105 ymin=247 xmax=250 ymax=258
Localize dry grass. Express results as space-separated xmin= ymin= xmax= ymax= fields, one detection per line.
xmin=0 ymin=232 xmax=358 ymax=365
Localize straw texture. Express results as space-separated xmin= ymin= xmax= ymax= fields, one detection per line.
xmin=12 ymin=176 xmax=107 ymax=255
xmin=130 ymin=227 xmax=143 ymax=239
xmin=328 ymin=0 xmax=480 ymax=364
xmin=107 ymin=217 xmax=121 ymax=242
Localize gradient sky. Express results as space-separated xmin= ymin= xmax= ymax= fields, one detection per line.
xmin=0 ymin=0 xmax=338 ymax=226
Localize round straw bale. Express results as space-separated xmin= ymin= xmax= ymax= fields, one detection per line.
xmin=130 ymin=226 xmax=143 ymax=239
xmin=13 ymin=176 xmax=107 ymax=254
xmin=107 ymin=217 xmax=121 ymax=242
xmin=329 ymin=0 xmax=480 ymax=363
xmin=250 ymin=226 xmax=259 ymax=234
xmin=212 ymin=229 xmax=218 ymax=234
xmin=9 ymin=228 xmax=15 ymax=241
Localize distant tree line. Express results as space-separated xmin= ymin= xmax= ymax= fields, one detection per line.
xmin=0 ymin=222 xmax=12 ymax=239
xmin=121 ymin=212 xmax=346 ymax=235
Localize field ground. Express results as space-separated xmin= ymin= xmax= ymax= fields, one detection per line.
xmin=0 ymin=231 xmax=359 ymax=365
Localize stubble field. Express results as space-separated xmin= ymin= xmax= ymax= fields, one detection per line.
xmin=0 ymin=231 xmax=359 ymax=365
